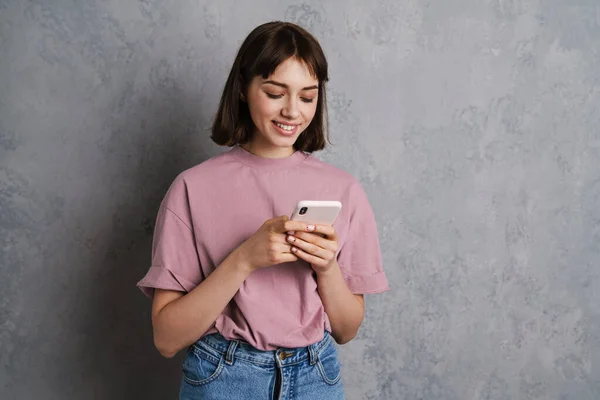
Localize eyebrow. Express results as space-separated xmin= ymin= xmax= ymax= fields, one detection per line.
xmin=263 ymin=80 xmax=319 ymax=91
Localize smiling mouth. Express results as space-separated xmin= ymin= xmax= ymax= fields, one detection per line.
xmin=272 ymin=121 xmax=300 ymax=135
xmin=273 ymin=121 xmax=298 ymax=131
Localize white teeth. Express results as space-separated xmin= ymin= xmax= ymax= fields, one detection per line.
xmin=275 ymin=122 xmax=295 ymax=131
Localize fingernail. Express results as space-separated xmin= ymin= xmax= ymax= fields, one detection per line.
xmin=288 ymin=231 xmax=295 ymax=235
xmin=291 ymin=247 xmax=298 ymax=253
xmin=287 ymin=235 xmax=295 ymax=242
xmin=307 ymin=225 xmax=315 ymax=231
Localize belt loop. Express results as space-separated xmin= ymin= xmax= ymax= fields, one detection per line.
xmin=308 ymin=342 xmax=318 ymax=365
xmin=225 ymin=339 xmax=238 ymax=365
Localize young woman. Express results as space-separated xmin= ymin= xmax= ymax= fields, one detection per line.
xmin=137 ymin=21 xmax=390 ymax=400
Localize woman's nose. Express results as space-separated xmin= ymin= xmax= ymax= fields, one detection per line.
xmin=282 ymin=99 xmax=300 ymax=119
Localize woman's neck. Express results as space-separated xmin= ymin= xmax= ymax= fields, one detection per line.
xmin=240 ymin=141 xmax=295 ymax=159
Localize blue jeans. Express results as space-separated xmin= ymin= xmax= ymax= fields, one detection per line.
xmin=179 ymin=331 xmax=345 ymax=399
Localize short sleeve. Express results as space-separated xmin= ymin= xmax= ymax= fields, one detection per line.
xmin=337 ymin=182 xmax=390 ymax=294
xmin=136 ymin=177 xmax=203 ymax=299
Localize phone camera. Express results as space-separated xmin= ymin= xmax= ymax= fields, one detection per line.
xmin=299 ymin=207 xmax=307 ymax=215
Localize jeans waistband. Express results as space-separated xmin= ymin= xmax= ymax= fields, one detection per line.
xmin=193 ymin=331 xmax=332 ymax=367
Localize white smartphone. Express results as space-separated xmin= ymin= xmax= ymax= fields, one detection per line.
xmin=289 ymin=200 xmax=342 ymax=225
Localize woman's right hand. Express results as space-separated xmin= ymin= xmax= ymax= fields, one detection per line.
xmin=236 ymin=215 xmax=306 ymax=272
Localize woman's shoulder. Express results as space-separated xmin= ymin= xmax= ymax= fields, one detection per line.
xmin=176 ymin=148 xmax=236 ymax=181
xmin=304 ymin=153 xmax=358 ymax=183
xmin=303 ymin=154 xmax=374 ymax=210
xmin=160 ymin=150 xmax=234 ymax=197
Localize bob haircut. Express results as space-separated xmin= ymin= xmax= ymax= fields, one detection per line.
xmin=211 ymin=21 xmax=330 ymax=153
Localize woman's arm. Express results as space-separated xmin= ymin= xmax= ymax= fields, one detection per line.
xmin=286 ymin=225 xmax=365 ymax=344
xmin=315 ymin=261 xmax=364 ymax=344
xmin=150 ymin=216 xmax=307 ymax=358
xmin=151 ymin=248 xmax=251 ymax=358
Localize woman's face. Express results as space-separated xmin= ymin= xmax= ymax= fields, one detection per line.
xmin=243 ymin=57 xmax=319 ymax=158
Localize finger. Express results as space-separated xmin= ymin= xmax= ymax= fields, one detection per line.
xmin=278 ymin=253 xmax=299 ymax=263
xmin=275 ymin=242 xmax=296 ymax=252
xmin=273 ymin=216 xmax=309 ymax=234
xmin=270 ymin=215 xmax=289 ymax=230
xmin=280 ymin=219 xmax=315 ymax=234
xmin=290 ymin=246 xmax=327 ymax=267
xmin=293 ymin=231 xmax=338 ymax=252
xmin=274 ymin=243 xmax=299 ymax=263
xmin=310 ymin=224 xmax=337 ymax=239
xmin=287 ymin=235 xmax=329 ymax=259
xmin=292 ymin=231 xmax=327 ymax=248
xmin=271 ymin=232 xmax=292 ymax=244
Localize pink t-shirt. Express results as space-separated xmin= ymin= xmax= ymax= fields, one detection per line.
xmin=137 ymin=145 xmax=389 ymax=350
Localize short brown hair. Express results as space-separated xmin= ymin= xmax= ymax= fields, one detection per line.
xmin=211 ymin=21 xmax=330 ymax=153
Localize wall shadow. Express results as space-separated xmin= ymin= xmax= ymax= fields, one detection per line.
xmin=80 ymin=81 xmax=214 ymax=398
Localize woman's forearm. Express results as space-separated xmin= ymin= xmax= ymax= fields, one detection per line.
xmin=316 ymin=261 xmax=364 ymax=344
xmin=152 ymin=249 xmax=251 ymax=358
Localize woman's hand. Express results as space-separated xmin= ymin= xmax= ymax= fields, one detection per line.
xmin=285 ymin=224 xmax=339 ymax=274
xmin=237 ymin=216 xmax=311 ymax=272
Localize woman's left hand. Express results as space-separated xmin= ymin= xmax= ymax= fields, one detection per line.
xmin=286 ymin=224 xmax=339 ymax=274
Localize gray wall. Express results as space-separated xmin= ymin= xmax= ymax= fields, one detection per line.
xmin=1 ymin=0 xmax=599 ymax=399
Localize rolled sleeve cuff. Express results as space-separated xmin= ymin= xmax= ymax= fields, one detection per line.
xmin=136 ymin=265 xmax=198 ymax=299
xmin=345 ymin=270 xmax=390 ymax=294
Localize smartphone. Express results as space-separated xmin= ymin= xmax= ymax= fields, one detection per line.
xmin=289 ymin=200 xmax=342 ymax=226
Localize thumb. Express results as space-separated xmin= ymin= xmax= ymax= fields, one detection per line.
xmin=271 ymin=215 xmax=289 ymax=231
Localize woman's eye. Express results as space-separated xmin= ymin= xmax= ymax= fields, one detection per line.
xmin=266 ymin=92 xmax=314 ymax=103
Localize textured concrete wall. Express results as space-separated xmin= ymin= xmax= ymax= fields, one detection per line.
xmin=2 ymin=0 xmax=600 ymax=399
